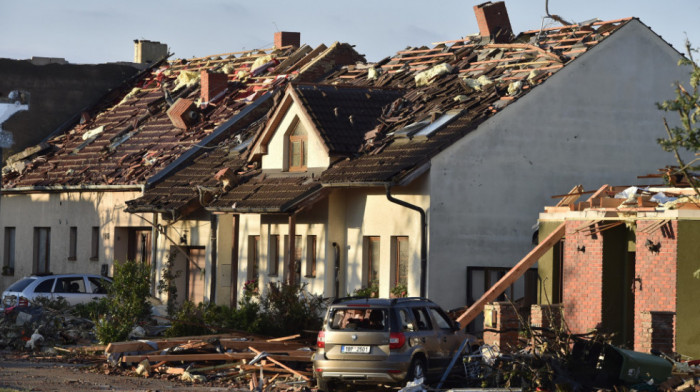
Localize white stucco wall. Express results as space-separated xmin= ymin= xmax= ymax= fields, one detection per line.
xmin=0 ymin=190 xmax=142 ymax=292
xmin=261 ymin=104 xmax=330 ymax=171
xmin=427 ymin=20 xmax=689 ymax=310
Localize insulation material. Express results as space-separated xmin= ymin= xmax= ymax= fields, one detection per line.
xmin=221 ymin=63 xmax=236 ymax=74
xmin=367 ymin=67 xmax=379 ymax=80
xmin=462 ymin=75 xmax=493 ymax=91
xmin=251 ymin=55 xmax=274 ymax=71
xmin=173 ymin=71 xmax=200 ymax=91
xmin=117 ymin=87 xmax=141 ymax=106
xmin=81 ymin=125 xmax=104 ymax=141
xmin=507 ymin=81 xmax=522 ymax=96
xmin=414 ymin=63 xmax=454 ymax=87
xmin=236 ymin=70 xmax=250 ymax=80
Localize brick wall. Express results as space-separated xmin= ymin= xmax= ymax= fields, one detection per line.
xmin=531 ymin=304 xmax=564 ymax=332
xmin=638 ymin=311 xmax=676 ymax=354
xmin=634 ymin=220 xmax=677 ymax=352
xmin=562 ymin=222 xmax=604 ymax=334
xmin=483 ymin=302 xmax=520 ymax=352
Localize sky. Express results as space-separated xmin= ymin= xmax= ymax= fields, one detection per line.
xmin=2 ymin=1 xmax=699 ymax=64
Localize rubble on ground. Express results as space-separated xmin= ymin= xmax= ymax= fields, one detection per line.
xmin=1 ymin=305 xmax=96 ymax=351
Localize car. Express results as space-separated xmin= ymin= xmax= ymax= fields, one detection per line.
xmin=1 ymin=273 xmax=112 ymax=308
xmin=313 ymin=297 xmax=476 ymax=390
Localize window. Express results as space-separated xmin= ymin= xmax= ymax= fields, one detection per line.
xmin=247 ymin=235 xmax=260 ymax=281
xmin=33 ymin=227 xmax=51 ymax=274
xmin=430 ymin=307 xmax=454 ymax=330
xmin=35 ymin=278 xmax=55 ymax=293
xmin=3 ymin=227 xmax=16 ymax=275
xmin=88 ymin=276 xmax=111 ymax=294
xmin=284 ymin=234 xmax=303 ymax=279
xmin=268 ymin=235 xmax=279 ymax=276
xmin=412 ymin=307 xmax=432 ymax=330
xmin=91 ymin=226 xmax=99 ymax=261
xmin=287 ymin=119 xmax=307 ymax=171
xmin=363 ymin=236 xmax=380 ymax=286
xmin=68 ymin=227 xmax=77 ymax=260
xmin=305 ymin=235 xmax=317 ymax=277
xmin=391 ymin=236 xmax=408 ymax=288
xmin=55 ymin=276 xmax=87 ymax=294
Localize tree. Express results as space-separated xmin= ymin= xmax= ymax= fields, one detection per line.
xmin=657 ymin=39 xmax=700 ymax=196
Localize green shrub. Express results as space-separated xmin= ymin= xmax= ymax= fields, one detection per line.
xmin=257 ymin=282 xmax=324 ymax=336
xmin=95 ymin=260 xmax=152 ymax=343
xmin=353 ymin=280 xmax=379 ymax=298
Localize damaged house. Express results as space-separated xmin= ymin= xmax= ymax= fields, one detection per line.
xmin=0 ymin=32 xmax=364 ymax=300
xmin=123 ymin=1 xmax=691 ymax=316
xmin=537 ymin=176 xmax=700 ymax=358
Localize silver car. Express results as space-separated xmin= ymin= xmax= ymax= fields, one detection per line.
xmin=2 ymin=274 xmax=112 ymax=308
xmin=313 ymin=297 xmax=474 ymax=390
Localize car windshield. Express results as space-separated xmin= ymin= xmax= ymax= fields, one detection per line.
xmin=6 ymin=277 xmax=36 ymax=293
xmin=329 ymin=307 xmax=388 ymax=331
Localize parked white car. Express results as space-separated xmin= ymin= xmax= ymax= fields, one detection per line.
xmin=2 ymin=274 xmax=112 ymax=308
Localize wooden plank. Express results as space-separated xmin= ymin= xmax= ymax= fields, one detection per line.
xmin=221 ymin=340 xmax=306 ymax=352
xmin=456 ymin=222 xmax=566 ymax=329
xmin=556 ymin=184 xmax=584 ymax=207
xmin=266 ymin=334 xmax=301 ymax=342
xmin=248 ymin=347 xmax=310 ymax=381
xmin=121 ymin=351 xmax=312 ymax=364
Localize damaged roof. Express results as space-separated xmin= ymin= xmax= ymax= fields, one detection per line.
xmin=127 ymin=17 xmax=638 ymax=215
xmin=2 ymin=41 xmax=364 ymax=190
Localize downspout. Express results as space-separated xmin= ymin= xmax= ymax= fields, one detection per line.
xmin=150 ymin=213 xmax=159 ymax=296
xmin=385 ymin=185 xmax=427 ymax=298
xmin=209 ymin=215 xmax=218 ymax=302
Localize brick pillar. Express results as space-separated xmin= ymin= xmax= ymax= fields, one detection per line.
xmin=634 ymin=220 xmax=677 ymax=352
xmin=638 ymin=311 xmax=675 ymax=354
xmin=483 ymin=302 xmax=520 ymax=352
xmin=562 ymin=222 xmax=604 ymax=334
xmin=530 ymin=304 xmax=564 ymax=332
xmin=274 ymin=31 xmax=300 ymax=49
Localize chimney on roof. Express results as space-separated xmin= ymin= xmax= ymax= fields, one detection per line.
xmin=167 ymin=98 xmax=198 ymax=129
xmin=133 ymin=39 xmax=168 ymax=64
xmin=200 ymin=70 xmax=229 ymax=105
xmin=473 ymin=1 xmax=513 ymax=43
xmin=274 ymin=32 xmax=301 ymax=49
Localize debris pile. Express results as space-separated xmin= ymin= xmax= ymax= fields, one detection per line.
xmin=0 ymin=306 xmax=96 ymax=351
xmin=104 ymin=333 xmax=315 ymax=391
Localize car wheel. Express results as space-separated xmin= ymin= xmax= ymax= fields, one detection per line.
xmin=315 ymin=376 xmax=331 ymax=392
xmin=406 ymin=356 xmax=427 ymax=384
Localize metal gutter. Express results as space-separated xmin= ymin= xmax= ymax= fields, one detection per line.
xmin=2 ymin=184 xmax=144 ymax=194
xmin=385 ymin=185 xmax=427 ymax=298
xmin=145 ymin=92 xmax=273 ymax=188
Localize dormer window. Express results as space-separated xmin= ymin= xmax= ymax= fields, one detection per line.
xmin=288 ymin=119 xmax=307 ymax=171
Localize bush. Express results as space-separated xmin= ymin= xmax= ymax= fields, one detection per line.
xmin=94 ymin=260 xmax=152 ymax=343
xmin=353 ymin=280 xmax=379 ymax=298
xmin=163 ymin=282 xmax=324 ymax=338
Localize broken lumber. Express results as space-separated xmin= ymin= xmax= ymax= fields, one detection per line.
xmin=249 ymin=346 xmax=310 ymax=381
xmin=456 ymin=222 xmax=566 ymax=328
xmin=120 ymin=351 xmax=312 ymax=364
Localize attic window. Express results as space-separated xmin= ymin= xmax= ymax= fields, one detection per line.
xmin=412 ymin=111 xmax=460 ymax=138
xmin=287 ymin=119 xmax=307 ymax=172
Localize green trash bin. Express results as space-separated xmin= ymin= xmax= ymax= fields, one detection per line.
xmin=601 ymin=346 xmax=672 ymax=385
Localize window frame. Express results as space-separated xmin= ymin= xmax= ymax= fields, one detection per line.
xmin=3 ymin=227 xmax=16 ymax=276
xmin=33 ymin=227 xmax=51 ymax=274
xmin=90 ymin=226 xmax=99 ymax=261
xmin=268 ymin=234 xmax=279 ymax=276
xmin=68 ymin=226 xmax=77 ymax=261
xmin=247 ymin=235 xmax=260 ymax=282
xmin=287 ymin=118 xmax=307 ymax=172
xmin=363 ymin=236 xmax=380 ymax=286
xmin=391 ymin=236 xmax=409 ymax=288
xmin=305 ymin=235 xmax=317 ymax=278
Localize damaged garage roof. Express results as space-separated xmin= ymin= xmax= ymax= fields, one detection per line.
xmin=127 ymin=14 xmax=641 ymax=216
xmin=2 ymin=39 xmax=364 ymax=191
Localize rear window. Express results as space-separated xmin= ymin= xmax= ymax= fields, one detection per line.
xmin=88 ymin=277 xmax=111 ymax=294
xmin=6 ymin=277 xmax=36 ymax=292
xmin=329 ymin=307 xmax=388 ymax=331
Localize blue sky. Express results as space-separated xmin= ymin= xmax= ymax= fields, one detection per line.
xmin=2 ymin=1 xmax=699 ymax=64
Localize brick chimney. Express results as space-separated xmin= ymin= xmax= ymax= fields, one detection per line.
xmin=274 ymin=32 xmax=301 ymax=49
xmin=167 ymin=98 xmax=198 ymax=129
xmin=133 ymin=39 xmax=168 ymax=64
xmin=473 ymin=2 xmax=513 ymax=43
xmin=200 ymin=70 xmax=228 ymax=104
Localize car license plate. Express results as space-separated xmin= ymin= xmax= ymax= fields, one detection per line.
xmin=341 ymin=345 xmax=370 ymax=354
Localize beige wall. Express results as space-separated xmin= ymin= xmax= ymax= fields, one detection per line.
xmin=0 ymin=190 xmax=142 ymax=292
xmin=261 ymin=104 xmax=330 ymax=171
xmin=219 ymin=175 xmax=430 ymax=302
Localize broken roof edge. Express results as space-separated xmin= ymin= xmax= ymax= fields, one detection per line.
xmin=2 ymin=184 xmax=144 ymax=194
xmin=144 ymin=91 xmax=275 ymax=189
